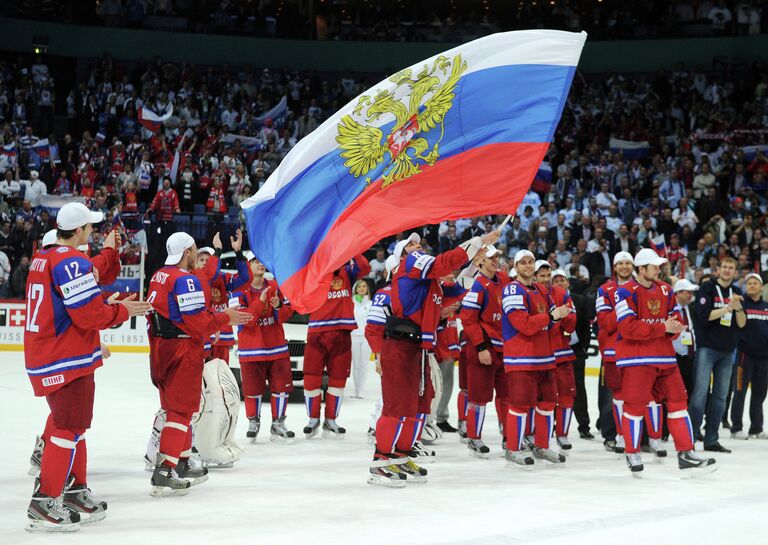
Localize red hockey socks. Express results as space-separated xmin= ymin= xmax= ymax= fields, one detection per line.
xmin=495 ymin=397 xmax=508 ymax=437
xmin=612 ymin=398 xmax=624 ymax=435
xmin=395 ymin=416 xmax=420 ymax=452
xmin=667 ymin=409 xmax=695 ymax=451
xmin=457 ymin=389 xmax=468 ymax=422
xmin=645 ymin=401 xmax=663 ymax=439
xmin=245 ymin=395 xmax=262 ymax=420
xmin=375 ymin=416 xmax=405 ymax=455
xmin=304 ymin=389 xmax=321 ymax=419
xmin=39 ymin=428 xmax=82 ymax=497
xmin=506 ymin=407 xmax=528 ymax=451
xmin=69 ymin=437 xmax=88 ymax=486
xmin=525 ymin=407 xmax=536 ymax=437
xmin=415 ymin=413 xmax=427 ymax=442
xmin=622 ymin=413 xmax=644 ymax=454
xmin=324 ymin=387 xmax=344 ymax=420
xmin=466 ymin=403 xmax=486 ymax=440
xmin=158 ymin=413 xmax=190 ymax=467
xmin=534 ymin=406 xmax=554 ymax=449
xmin=556 ymin=407 xmax=573 ymax=438
xmin=271 ymin=392 xmax=289 ymax=420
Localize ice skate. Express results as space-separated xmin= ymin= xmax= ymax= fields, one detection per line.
xmin=467 ymin=438 xmax=491 ymax=459
xmin=505 ymin=449 xmax=534 ymax=469
xmin=303 ymin=418 xmax=320 ymax=439
xmin=174 ymin=458 xmax=209 ymax=487
xmin=730 ymin=431 xmax=748 ymax=440
xmin=522 ymin=434 xmax=535 ymax=452
xmin=150 ymin=457 xmax=191 ymax=497
xmin=367 ymin=427 xmax=376 ymax=445
xmin=400 ymin=459 xmax=428 ymax=483
xmin=437 ymin=421 xmax=457 ymax=433
xmin=322 ymin=419 xmax=346 ymax=439
xmin=556 ymin=436 xmax=572 ymax=451
xmin=270 ymin=417 xmax=296 ymax=443
xmin=26 ymin=492 xmax=80 ymax=533
xmin=367 ymin=455 xmax=407 ymax=488
xmin=143 ymin=454 xmax=155 ymax=472
xmin=532 ymin=446 xmax=566 ymax=464
xmin=28 ymin=435 xmax=43 ymax=477
xmin=63 ymin=484 xmax=108 ymax=524
xmin=614 ymin=435 xmax=626 ymax=454
xmin=646 ymin=438 xmax=667 ymax=458
xmin=246 ymin=417 xmax=261 ymax=443
xmin=603 ymin=439 xmax=617 ymax=452
xmin=678 ymin=450 xmax=717 ymax=476
xmin=421 ymin=421 xmax=443 ymax=443
xmin=458 ymin=420 xmax=468 ymax=444
xmin=626 ymin=453 xmax=644 ymax=475
xmin=409 ymin=441 xmax=436 ymax=464
xmin=749 ymin=432 xmax=768 ymax=439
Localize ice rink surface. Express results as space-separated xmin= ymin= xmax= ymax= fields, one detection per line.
xmin=3 ymin=352 xmax=767 ymax=545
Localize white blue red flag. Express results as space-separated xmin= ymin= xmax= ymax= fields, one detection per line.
xmin=242 ymin=30 xmax=586 ymax=312
xmin=138 ymin=104 xmax=173 ymax=132
xmin=609 ymin=137 xmax=651 ymax=160
xmin=650 ymin=234 xmax=667 ymax=258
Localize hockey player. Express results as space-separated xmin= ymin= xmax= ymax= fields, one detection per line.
xmin=303 ymin=253 xmax=371 ymax=439
xmin=535 ymin=262 xmax=577 ymax=451
xmin=367 ymin=231 xmax=497 ymax=487
xmin=595 ymin=251 xmax=634 ymax=453
xmin=234 ymin=254 xmax=296 ymax=443
xmin=614 ymin=248 xmax=715 ymax=474
xmin=146 ymin=232 xmax=252 ymax=496
xmin=459 ymin=245 xmax=510 ymax=458
xmin=502 ymin=250 xmax=569 ymax=467
xmin=199 ymin=230 xmax=250 ymax=363
xmin=24 ymin=203 xmax=151 ymax=532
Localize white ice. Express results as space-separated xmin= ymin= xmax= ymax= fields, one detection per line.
xmin=2 ymin=352 xmax=767 ymax=545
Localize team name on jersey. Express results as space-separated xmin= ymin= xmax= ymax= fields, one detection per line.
xmin=257 ymin=316 xmax=276 ymax=326
xmin=328 ymin=289 xmax=350 ymax=299
xmin=151 ymin=270 xmax=170 ymax=285
xmin=31 ymin=258 xmax=47 ymax=273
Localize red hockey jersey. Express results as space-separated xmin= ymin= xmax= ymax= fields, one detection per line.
xmin=501 ymin=280 xmax=555 ymax=371
xmin=595 ymin=279 xmax=627 ymax=363
xmin=24 ymin=246 xmax=129 ymax=396
xmin=206 ymin=254 xmax=250 ymax=347
xmin=614 ymin=279 xmax=677 ymax=367
xmin=435 ymin=316 xmax=461 ymax=362
xmin=391 ymin=247 xmax=469 ymax=349
xmin=308 ymin=254 xmax=371 ymax=333
xmin=147 ymin=266 xmax=229 ymax=344
xmin=365 ymin=285 xmax=391 ymax=355
xmin=460 ymin=270 xmax=510 ymax=353
xmin=235 ymin=280 xmax=293 ymax=362
xmin=548 ymin=284 xmax=576 ymax=364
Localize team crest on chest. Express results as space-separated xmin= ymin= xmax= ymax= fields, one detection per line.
xmin=536 ymin=303 xmax=546 ymax=314
xmin=647 ymin=299 xmax=661 ymax=316
xmin=331 ymin=277 xmax=344 ymax=290
xmin=211 ymin=287 xmax=222 ymax=302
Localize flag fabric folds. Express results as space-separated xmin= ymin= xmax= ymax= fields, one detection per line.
xmin=609 ymin=138 xmax=651 ymax=160
xmin=242 ymin=30 xmax=587 ymax=313
xmin=650 ymin=234 xmax=668 ymax=258
xmin=138 ymin=104 xmax=174 ymax=132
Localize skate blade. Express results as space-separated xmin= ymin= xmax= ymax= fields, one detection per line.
xmin=79 ymin=511 xmax=108 ymax=524
xmin=184 ymin=475 xmax=209 ymax=487
xmin=28 ymin=464 xmax=41 ymax=477
xmin=25 ymin=520 xmax=81 ymax=533
xmin=321 ymin=430 xmax=345 ymax=440
xmin=505 ymin=461 xmax=535 ymax=471
xmin=412 ymin=456 xmax=435 ymax=464
xmin=469 ymin=450 xmax=491 ymax=460
xmin=206 ymin=462 xmax=234 ymax=469
xmin=270 ymin=435 xmax=295 ymax=444
xmin=144 ymin=462 xmax=155 ymax=472
xmin=403 ymin=475 xmax=428 ymax=484
xmin=680 ymin=464 xmax=718 ymax=479
xmin=367 ymin=475 xmax=407 ymax=488
xmin=150 ymin=485 xmax=190 ymax=497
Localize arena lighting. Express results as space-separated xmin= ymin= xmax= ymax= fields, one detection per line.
xmin=32 ymin=35 xmax=48 ymax=55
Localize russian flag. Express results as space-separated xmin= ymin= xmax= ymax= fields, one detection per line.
xmin=650 ymin=234 xmax=667 ymax=258
xmin=242 ymin=30 xmax=586 ymax=313
xmin=254 ymin=96 xmax=288 ymax=128
xmin=531 ymin=161 xmax=553 ymax=193
xmin=138 ymin=104 xmax=174 ymax=133
xmin=1 ymin=142 xmax=16 ymax=158
xmin=742 ymin=144 xmax=768 ymax=162
xmin=32 ymin=139 xmax=50 ymax=158
xmin=609 ymin=138 xmax=651 ymax=160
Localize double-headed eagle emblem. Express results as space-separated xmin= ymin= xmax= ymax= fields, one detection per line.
xmin=335 ymin=54 xmax=467 ymax=188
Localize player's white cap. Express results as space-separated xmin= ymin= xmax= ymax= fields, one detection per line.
xmin=634 ymin=248 xmax=667 ymax=267
xmin=244 ymin=250 xmax=256 ymax=261
xmin=534 ymin=259 xmax=551 ymax=272
xmin=198 ymin=246 xmax=215 ymax=256
xmin=394 ymin=232 xmax=420 ymax=261
xmin=613 ymin=251 xmax=634 ymax=266
xmin=673 ymin=278 xmax=699 ymax=293
xmin=551 ymin=269 xmax=567 ymax=280
xmin=513 ymin=249 xmax=535 ymax=264
xmin=745 ymin=272 xmax=764 ymax=285
xmin=57 ymin=202 xmax=104 ymax=230
xmin=165 ymin=232 xmax=195 ymax=265
xmin=485 ymin=245 xmax=501 ymax=258
xmin=385 ymin=254 xmax=400 ymax=281
xmin=42 ymin=229 xmax=57 ymax=248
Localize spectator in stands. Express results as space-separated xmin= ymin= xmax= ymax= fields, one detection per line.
xmin=148 ymin=176 xmax=180 ymax=222
xmin=10 ymin=254 xmax=29 ymax=297
xmin=0 ymin=247 xmax=10 ymax=297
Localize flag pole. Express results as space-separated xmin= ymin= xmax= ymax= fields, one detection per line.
xmin=496 ymin=214 xmax=513 ymax=233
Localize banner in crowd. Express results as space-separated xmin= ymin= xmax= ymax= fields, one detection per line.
xmin=242 ymin=30 xmax=586 ymax=312
xmin=609 ymin=137 xmax=651 ymax=160
xmin=219 ymin=132 xmax=261 ymax=150
xmin=0 ymin=301 xmax=149 ymax=353
xmin=39 ymin=194 xmax=86 ymax=213
xmin=254 ymin=95 xmax=288 ymax=127
xmin=531 ymin=161 xmax=552 ymax=193
xmin=742 ymin=144 xmax=768 ymax=161
xmin=101 ymin=264 xmax=143 ymax=294
xmin=139 ymin=104 xmax=174 ymax=132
